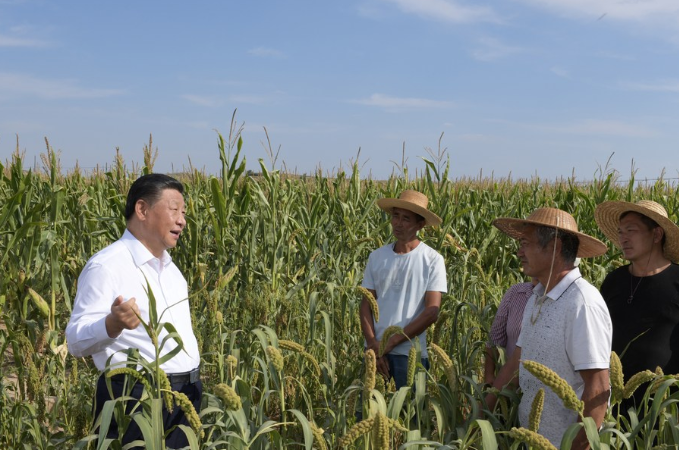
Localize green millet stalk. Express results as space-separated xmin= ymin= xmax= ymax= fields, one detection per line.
xmin=173 ymin=391 xmax=204 ymax=439
xmin=301 ymin=350 xmax=322 ymax=377
xmin=375 ymin=372 xmax=386 ymax=395
xmin=309 ymin=421 xmax=328 ymax=450
xmin=358 ymin=287 xmax=379 ymax=323
xmin=107 ymin=367 xmax=153 ymax=393
xmin=364 ymin=349 xmax=377 ymax=399
xmin=279 ymin=340 xmax=322 ymax=376
xmin=279 ymin=339 xmax=305 ymax=353
xmin=609 ymin=351 xmax=624 ymax=405
xmin=345 ymin=382 xmax=360 ymax=417
xmin=226 ymin=354 xmax=238 ymax=379
xmin=528 ymin=388 xmax=544 ymax=432
xmin=509 ymin=427 xmax=558 ymax=450
xmin=158 ymin=369 xmax=174 ymax=412
xmin=406 ymin=346 xmax=417 ymax=386
xmin=623 ymin=370 xmax=655 ymax=400
xmin=379 ymin=325 xmax=404 ymax=357
xmin=371 ymin=412 xmax=389 ymax=449
xmin=430 ymin=342 xmax=457 ymax=392
xmin=432 ymin=310 xmax=449 ymax=345
xmin=214 ymin=383 xmax=242 ymax=410
xmin=338 ymin=417 xmax=375 ymax=447
xmin=266 ymin=346 xmax=284 ymax=372
xmin=387 ymin=417 xmax=408 ymax=433
xmin=522 ymin=360 xmax=584 ymax=414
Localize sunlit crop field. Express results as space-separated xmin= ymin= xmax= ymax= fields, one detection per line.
xmin=2 ymin=128 xmax=679 ymax=449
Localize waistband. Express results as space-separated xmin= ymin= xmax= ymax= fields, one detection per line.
xmin=167 ymin=367 xmax=200 ymax=385
xmin=106 ymin=367 xmax=200 ymax=385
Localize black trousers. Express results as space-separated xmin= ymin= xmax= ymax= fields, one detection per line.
xmin=93 ymin=372 xmax=203 ymax=449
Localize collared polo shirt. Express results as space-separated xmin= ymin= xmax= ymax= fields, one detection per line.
xmin=516 ymin=268 xmax=612 ymax=447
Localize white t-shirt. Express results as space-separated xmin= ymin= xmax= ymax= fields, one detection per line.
xmin=517 ymin=268 xmax=612 ymax=448
xmin=362 ymin=241 xmax=447 ymax=357
xmin=66 ymin=230 xmax=201 ymax=374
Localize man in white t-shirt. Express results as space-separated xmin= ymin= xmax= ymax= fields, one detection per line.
xmin=484 ymin=208 xmax=612 ymax=450
xmin=360 ymin=190 xmax=447 ymax=388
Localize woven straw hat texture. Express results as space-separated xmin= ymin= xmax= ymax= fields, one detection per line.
xmin=493 ymin=207 xmax=607 ymax=258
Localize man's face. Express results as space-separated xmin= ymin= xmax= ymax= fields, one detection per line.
xmin=517 ymin=226 xmax=555 ymax=281
xmin=390 ymin=207 xmax=425 ymax=241
xmin=139 ymin=188 xmax=186 ymax=256
xmin=617 ymin=212 xmax=660 ymax=262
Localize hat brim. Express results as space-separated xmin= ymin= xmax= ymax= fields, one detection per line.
xmin=492 ymin=217 xmax=607 ymax=258
xmin=594 ymin=201 xmax=679 ymax=262
xmin=377 ymin=198 xmax=442 ymax=227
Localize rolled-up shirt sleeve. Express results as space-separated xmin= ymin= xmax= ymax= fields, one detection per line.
xmin=65 ymin=262 xmax=117 ymax=357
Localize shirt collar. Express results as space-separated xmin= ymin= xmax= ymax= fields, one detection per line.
xmin=536 ymin=267 xmax=581 ymax=301
xmin=121 ymin=229 xmax=172 ymax=269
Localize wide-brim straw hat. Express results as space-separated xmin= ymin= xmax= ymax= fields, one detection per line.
xmin=492 ymin=207 xmax=607 ymax=258
xmin=377 ymin=190 xmax=442 ymax=227
xmin=594 ymin=200 xmax=679 ymax=262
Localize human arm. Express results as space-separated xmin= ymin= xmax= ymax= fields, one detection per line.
xmin=484 ymin=347 xmax=521 ymax=412
xmin=484 ymin=346 xmax=498 ymax=385
xmin=65 ymin=262 xmax=140 ymax=357
xmin=485 ymin=289 xmax=513 ymax=384
xmin=572 ymin=368 xmax=610 ymax=450
xmin=379 ymin=290 xmax=441 ymax=356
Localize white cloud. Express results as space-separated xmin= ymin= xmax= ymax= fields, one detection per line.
xmin=380 ymin=0 xmax=500 ymax=23
xmin=471 ymin=37 xmax=524 ymax=61
xmin=248 ymin=47 xmax=286 ymax=59
xmin=181 ymin=94 xmax=221 ymax=107
xmin=0 ymin=72 xmax=124 ymax=99
xmin=0 ymin=34 xmax=48 ymax=47
xmin=516 ymin=0 xmax=679 ymax=22
xmin=352 ymin=93 xmax=453 ymax=110
xmin=619 ymin=80 xmax=679 ymax=93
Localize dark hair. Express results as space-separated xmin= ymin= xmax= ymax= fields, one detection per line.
xmin=535 ymin=226 xmax=579 ymax=265
xmin=620 ymin=211 xmax=665 ymax=247
xmin=124 ymin=174 xmax=184 ymax=221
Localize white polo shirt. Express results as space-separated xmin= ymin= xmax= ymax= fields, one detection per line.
xmin=517 ymin=268 xmax=612 ymax=447
xmin=66 ymin=230 xmax=200 ymax=374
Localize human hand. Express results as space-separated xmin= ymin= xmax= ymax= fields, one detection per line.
xmin=105 ymin=296 xmax=141 ymax=338
xmin=376 ymin=355 xmax=391 ymax=379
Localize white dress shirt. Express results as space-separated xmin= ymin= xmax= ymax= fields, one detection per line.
xmin=66 ymin=229 xmax=200 ymax=373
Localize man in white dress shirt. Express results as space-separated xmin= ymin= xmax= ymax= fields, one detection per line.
xmin=66 ymin=173 xmax=201 ymax=448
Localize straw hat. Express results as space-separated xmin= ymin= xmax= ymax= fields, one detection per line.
xmin=492 ymin=207 xmax=607 ymax=257
xmin=377 ymin=190 xmax=442 ymax=227
xmin=594 ymin=200 xmax=679 ymax=262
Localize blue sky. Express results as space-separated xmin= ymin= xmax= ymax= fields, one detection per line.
xmin=1 ymin=0 xmax=678 ymax=182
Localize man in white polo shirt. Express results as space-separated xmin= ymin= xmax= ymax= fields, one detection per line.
xmin=485 ymin=207 xmax=612 ymax=450
xmin=66 ymin=173 xmax=201 ymax=448
xmin=360 ymin=190 xmax=447 ymax=389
